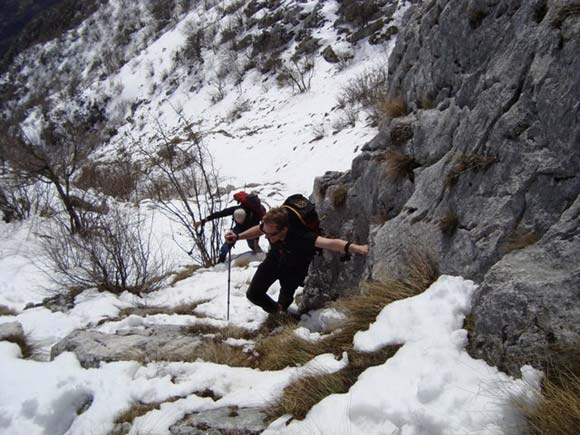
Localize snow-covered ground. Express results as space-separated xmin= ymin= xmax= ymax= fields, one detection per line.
xmin=0 ymin=0 xmax=542 ymax=434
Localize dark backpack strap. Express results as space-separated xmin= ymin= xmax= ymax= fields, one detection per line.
xmin=282 ymin=204 xmax=307 ymax=227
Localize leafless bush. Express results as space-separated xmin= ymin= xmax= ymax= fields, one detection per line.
xmin=311 ymin=124 xmax=326 ymax=141
xmin=182 ymin=25 xmax=207 ymax=64
xmin=331 ymin=107 xmax=358 ymax=132
xmin=136 ymin=114 xmax=224 ymax=267
xmin=40 ymin=207 xmax=170 ymax=296
xmin=227 ymin=99 xmax=251 ymax=121
xmin=208 ymin=66 xmax=228 ymax=103
xmin=338 ymin=65 xmax=389 ymax=109
xmin=0 ymin=176 xmax=33 ymax=222
xmin=276 ymin=57 xmax=315 ymax=93
xmin=75 ymin=158 xmax=143 ymax=202
xmin=336 ymin=49 xmax=355 ymax=71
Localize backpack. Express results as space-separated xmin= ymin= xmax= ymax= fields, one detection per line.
xmin=282 ymin=194 xmax=321 ymax=234
xmin=233 ymin=191 xmax=266 ymax=219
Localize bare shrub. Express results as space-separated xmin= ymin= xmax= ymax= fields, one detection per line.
xmin=137 ymin=114 xmax=224 ymax=267
xmin=227 ymin=99 xmax=251 ymax=121
xmin=182 ymin=26 xmax=207 ymax=64
xmin=75 ymin=158 xmax=142 ymax=202
xmin=311 ymin=124 xmax=326 ymax=141
xmin=0 ymin=178 xmax=32 ymax=222
xmin=40 ymin=207 xmax=170 ymax=296
xmin=338 ymin=66 xmax=388 ymax=110
xmin=384 ymin=149 xmax=419 ymax=182
xmin=331 ymin=107 xmax=358 ymax=132
xmin=276 ymin=57 xmax=315 ymax=93
xmin=336 ymin=49 xmax=355 ymax=71
xmin=209 ymin=74 xmax=227 ymax=103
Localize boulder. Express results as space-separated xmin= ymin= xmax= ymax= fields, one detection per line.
xmin=170 ymin=407 xmax=268 ymax=435
xmin=50 ymin=325 xmax=203 ymax=368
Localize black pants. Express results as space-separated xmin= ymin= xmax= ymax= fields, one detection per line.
xmin=246 ymin=254 xmax=308 ymax=313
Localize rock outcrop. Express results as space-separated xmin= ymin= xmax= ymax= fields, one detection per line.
xmin=50 ymin=326 xmax=202 ymax=368
xmin=304 ymin=0 xmax=580 ymax=376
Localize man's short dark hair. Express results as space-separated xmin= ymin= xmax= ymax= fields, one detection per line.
xmin=262 ymin=207 xmax=288 ymax=230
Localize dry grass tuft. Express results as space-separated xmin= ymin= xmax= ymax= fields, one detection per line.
xmin=114 ymin=402 xmax=159 ymax=425
xmin=0 ymin=304 xmax=17 ymax=316
xmin=269 ymin=369 xmax=352 ymax=419
xmin=390 ymin=122 xmax=413 ymax=146
xmin=332 ymin=185 xmax=349 ymax=208
xmin=384 ymin=149 xmax=419 ymax=182
xmin=376 ymin=96 xmax=408 ymax=119
xmin=169 ymin=264 xmax=202 ymax=285
xmin=399 ymin=248 xmax=440 ymax=295
xmin=233 ymin=255 xmax=257 ymax=268
xmin=445 ymin=153 xmax=497 ymax=189
xmin=500 ymin=229 xmax=540 ymax=254
xmin=551 ymin=4 xmax=580 ymax=28
xmin=438 ymin=209 xmax=459 ymax=236
xmin=186 ymin=322 xmax=255 ymax=340
xmin=269 ymin=346 xmax=400 ymax=421
xmin=120 ymin=299 xmax=212 ymax=318
xmin=263 ymin=250 xmax=437 ymax=420
xmin=512 ymin=347 xmax=580 ymax=435
xmin=193 ymin=341 xmax=253 ymax=367
xmin=3 ymin=331 xmax=34 ymax=358
xmin=255 ymin=327 xmax=322 ymax=371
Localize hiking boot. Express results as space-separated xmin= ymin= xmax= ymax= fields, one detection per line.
xmin=217 ymin=255 xmax=226 ymax=264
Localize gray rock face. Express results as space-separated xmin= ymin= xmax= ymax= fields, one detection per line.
xmin=303 ymin=0 xmax=580 ymax=375
xmin=170 ymin=407 xmax=267 ymax=435
xmin=469 ymin=194 xmax=580 ymax=375
xmin=50 ymin=326 xmax=202 ymax=368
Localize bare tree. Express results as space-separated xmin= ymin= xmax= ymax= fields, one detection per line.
xmin=0 ymin=109 xmax=102 ymax=234
xmin=134 ymin=113 xmax=224 ymax=267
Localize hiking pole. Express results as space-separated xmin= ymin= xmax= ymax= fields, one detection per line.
xmin=227 ymin=248 xmax=232 ymax=321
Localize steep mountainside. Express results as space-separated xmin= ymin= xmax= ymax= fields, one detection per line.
xmin=306 ymin=0 xmax=580 ymax=376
